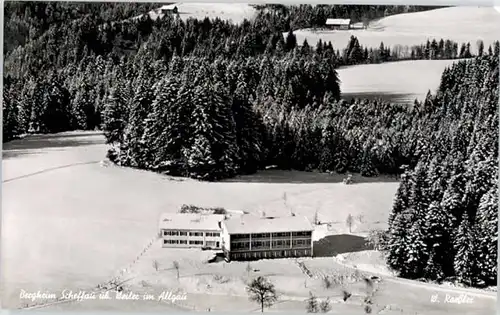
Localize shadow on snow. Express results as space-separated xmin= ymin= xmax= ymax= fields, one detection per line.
xmin=313 ymin=234 xmax=373 ymax=257
xmin=341 ymin=92 xmax=417 ymax=105
xmin=3 ymin=132 xmax=105 ymax=159
xmin=223 ymin=170 xmax=399 ymax=184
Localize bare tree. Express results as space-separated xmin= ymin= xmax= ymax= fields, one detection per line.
xmin=305 ymin=291 xmax=319 ymax=313
xmin=173 ymin=261 xmax=180 ymax=279
xmin=346 ymin=214 xmax=354 ymax=233
xmin=283 ymin=192 xmax=295 ymax=216
xmin=152 ymin=260 xmax=160 ymax=272
xmin=356 ymin=214 xmax=364 ymax=224
xmin=313 ymin=210 xmax=319 ymax=225
xmin=362 ymin=277 xmax=377 ymax=314
xmin=362 ymin=16 xmax=369 ymax=29
xmin=306 ymin=293 xmax=331 ymax=313
xmin=322 ymin=276 xmax=332 ymax=289
xmin=319 ymin=298 xmax=332 ymax=313
xmin=246 ymin=276 xmax=278 ymax=312
xmin=246 ymin=262 xmax=252 ymax=278
xmin=366 ymin=229 xmax=389 ymax=251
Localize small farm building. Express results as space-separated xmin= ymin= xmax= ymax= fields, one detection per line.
xmin=160 ymin=4 xmax=179 ymax=15
xmin=326 ymin=18 xmax=351 ymax=30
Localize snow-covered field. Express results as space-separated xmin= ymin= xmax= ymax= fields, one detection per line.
xmin=0 ymin=132 xmax=396 ymax=310
xmin=2 ymin=3 xmax=498 ymax=314
xmin=337 ymin=59 xmax=462 ymax=104
xmin=1 ymin=132 xmax=496 ymax=314
xmin=292 ymin=7 xmax=500 ymax=52
xmin=140 ymin=3 xmax=257 ymax=24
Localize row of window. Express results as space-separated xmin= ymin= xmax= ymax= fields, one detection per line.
xmin=164 ymin=239 xmax=188 ymax=244
xmin=272 ymin=232 xmax=290 ymax=238
xmin=206 ymin=232 xmax=220 ymax=237
xmin=164 ymin=231 xmax=188 ymax=236
xmin=163 ymin=239 xmax=204 ymax=245
xmin=231 ymin=239 xmax=311 ymax=250
xmin=231 ymin=249 xmax=311 ymax=260
xmin=292 ymin=231 xmax=312 ymax=237
xmin=231 ymin=231 xmax=311 ymax=240
xmin=162 ymin=230 xmax=220 ymax=237
xmin=232 ymin=242 xmax=251 ymax=250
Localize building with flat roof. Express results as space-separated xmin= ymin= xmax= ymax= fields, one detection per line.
xmin=159 ymin=213 xmax=225 ymax=249
xmin=221 ymin=215 xmax=314 ymax=261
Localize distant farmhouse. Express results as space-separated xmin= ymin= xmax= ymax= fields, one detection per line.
xmin=160 ymin=4 xmax=179 ymax=15
xmin=221 ymin=215 xmax=314 ymax=261
xmin=325 ymin=18 xmax=351 ymax=30
xmin=159 ymin=213 xmax=224 ymax=249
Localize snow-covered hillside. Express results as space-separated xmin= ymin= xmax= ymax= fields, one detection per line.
xmin=138 ymin=3 xmax=257 ymax=24
xmin=337 ymin=59 xmax=462 ymax=104
xmin=292 ymin=6 xmax=500 ymax=52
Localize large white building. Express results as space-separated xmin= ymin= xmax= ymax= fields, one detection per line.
xmin=220 ymin=215 xmax=314 ymax=261
xmin=159 ymin=213 xmax=225 ymax=249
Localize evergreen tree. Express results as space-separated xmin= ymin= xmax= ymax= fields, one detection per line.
xmin=71 ymin=81 xmax=96 ymax=130
xmin=477 ymin=40 xmax=484 ymax=57
xmin=475 ymin=184 xmax=498 ymax=285
xmin=39 ymin=74 xmax=72 ymax=133
xmin=405 ymin=219 xmax=428 ymax=278
xmin=360 ymin=140 xmax=377 ymax=177
xmin=285 ymin=30 xmax=297 ymax=52
xmin=232 ymin=73 xmax=264 ymax=173
xmin=423 ymin=201 xmax=453 ymax=279
xmin=388 ymin=170 xmax=411 ymax=227
xmin=2 ymin=82 xmax=21 ymax=142
xmin=119 ymin=72 xmax=154 ymax=167
xmin=454 ymin=212 xmax=480 ymax=286
xmin=142 ymin=76 xmax=183 ymax=172
xmin=318 ymin=123 xmax=337 ymax=171
xmin=387 ymin=211 xmax=415 ymax=277
xmin=183 ymin=69 xmax=239 ymax=181
xmin=102 ymin=80 xmax=127 ymax=145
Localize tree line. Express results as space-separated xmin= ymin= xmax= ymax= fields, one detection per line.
xmin=5 ymin=2 xmax=497 ymax=144
xmin=252 ymin=4 xmax=444 ymax=31
xmin=386 ymin=55 xmax=498 ymax=287
xmin=3 ymin=1 xmax=160 ymax=55
xmin=317 ymin=35 xmax=499 ymax=66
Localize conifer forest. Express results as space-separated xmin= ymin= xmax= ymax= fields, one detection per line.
xmin=2 ymin=1 xmax=499 ymax=295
